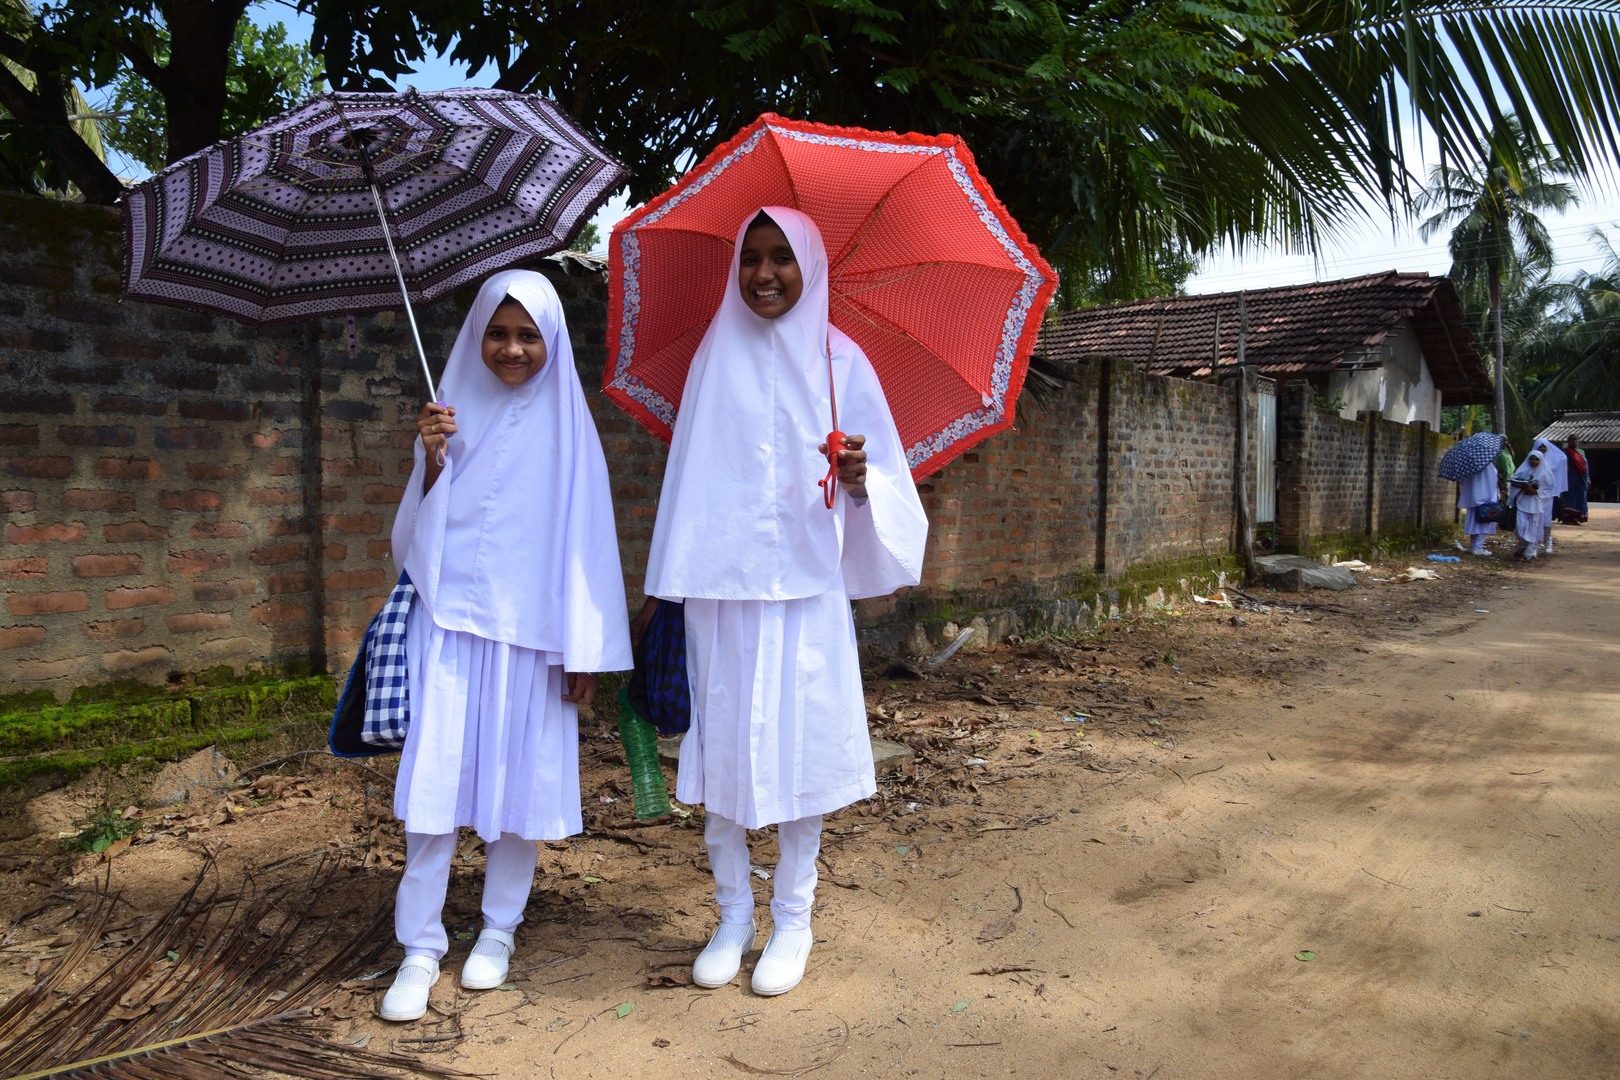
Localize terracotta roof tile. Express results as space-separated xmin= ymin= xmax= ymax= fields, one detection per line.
xmin=1037 ymin=271 xmax=1492 ymax=402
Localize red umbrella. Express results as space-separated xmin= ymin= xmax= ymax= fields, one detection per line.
xmin=604 ymin=113 xmax=1056 ymax=480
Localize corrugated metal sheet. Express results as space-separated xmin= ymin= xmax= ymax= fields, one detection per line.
xmin=1536 ymin=412 xmax=1620 ymax=446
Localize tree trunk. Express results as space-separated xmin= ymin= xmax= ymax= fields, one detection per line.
xmin=157 ymin=0 xmax=251 ymax=163
xmin=1490 ymin=264 xmax=1506 ymax=435
xmin=0 ymin=62 xmax=123 ymax=205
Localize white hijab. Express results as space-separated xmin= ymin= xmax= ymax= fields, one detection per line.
xmin=1510 ymin=451 xmax=1558 ymax=512
xmin=644 ymin=206 xmax=928 ymax=601
xmin=1531 ymin=438 xmax=1568 ymax=494
xmin=391 ymin=270 xmax=633 ymax=672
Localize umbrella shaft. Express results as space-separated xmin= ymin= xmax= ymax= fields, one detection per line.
xmin=367 ymin=180 xmax=438 ymax=402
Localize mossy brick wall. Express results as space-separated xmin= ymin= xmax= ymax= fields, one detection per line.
xmin=1275 ymin=379 xmax=1456 ymax=555
xmin=0 ymin=192 xmax=627 ymax=697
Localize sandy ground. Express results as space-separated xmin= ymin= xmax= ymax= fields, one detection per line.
xmin=3 ymin=508 xmax=1616 ymax=1080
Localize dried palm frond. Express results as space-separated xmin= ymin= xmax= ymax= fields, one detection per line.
xmin=0 ymin=855 xmax=468 ymax=1080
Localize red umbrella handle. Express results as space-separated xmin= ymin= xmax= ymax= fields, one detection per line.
xmin=819 ymin=341 xmax=841 ymax=510
xmin=820 ymin=429 xmax=845 ymax=509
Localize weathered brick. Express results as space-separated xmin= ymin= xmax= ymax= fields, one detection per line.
xmin=104 ymin=585 xmax=176 ymax=609
xmin=95 ymin=457 xmax=161 ymax=480
xmin=0 ymin=328 xmax=69 ymax=352
xmin=102 ymin=645 xmax=172 ymax=672
xmin=6 ymin=590 xmax=88 ymax=615
xmin=154 ymin=427 xmax=222 ymax=450
xmin=50 ymin=363 xmax=123 ymax=385
xmin=0 ymin=625 xmax=46 ymax=650
xmin=15 ymin=655 xmax=86 ymax=680
xmin=180 ymin=399 xmax=250 ymax=421
xmin=7 ymin=522 xmax=85 ymax=543
xmin=192 ymin=578 xmax=257 ymax=601
xmin=321 ymin=487 xmax=346 ymax=502
xmin=322 ymin=458 xmax=382 ymax=476
xmin=362 ymin=485 xmax=404 ymax=504
xmin=155 ymin=369 xmax=219 ymax=391
xmin=191 ymin=521 xmax=248 ymax=539
xmin=321 ymin=542 xmax=345 ymax=561
xmin=0 ymin=426 xmax=38 ymax=445
xmin=325 ymin=400 xmax=377 ymax=421
xmin=8 ymin=392 xmax=73 ymax=414
xmin=324 ymin=568 xmax=386 ymax=590
xmin=0 ymin=491 xmax=37 ymax=513
xmin=94 ymin=395 xmax=167 ymax=416
xmin=250 ymin=543 xmax=305 ymax=566
xmin=249 ymin=601 xmax=307 ymax=625
xmin=191 ymin=344 xmax=252 ymax=365
xmin=0 ymin=557 xmax=47 ymax=579
xmin=363 ymin=429 xmax=416 ymax=450
xmin=258 ymin=402 xmax=303 ymax=422
xmin=322 ymin=513 xmax=383 ymax=534
xmin=158 ymin=490 xmax=223 ymax=512
xmin=59 ymin=425 xmax=136 ymax=447
xmin=267 ymin=516 xmax=312 ymax=535
xmin=104 ymin=521 xmax=169 ymax=541
xmin=268 ymin=457 xmax=301 ymax=476
xmin=62 ymin=490 xmax=136 ymax=512
xmin=81 ymin=618 xmax=145 ymax=640
xmin=1 ymin=456 xmax=71 ymax=478
xmin=72 ymin=553 xmax=143 ymax=577
xmin=367 ymin=540 xmax=392 ymax=559
xmin=95 ymin=334 xmax=166 ymax=362
xmin=164 ymin=611 xmax=232 ymax=633
xmin=166 ymin=550 xmax=232 ymax=574
xmin=267 ymin=572 xmax=312 ymax=595
xmin=186 ymin=463 xmax=240 ymax=480
xmin=243 ymin=372 xmax=300 ymax=393
xmin=247 ymin=487 xmax=301 ymax=506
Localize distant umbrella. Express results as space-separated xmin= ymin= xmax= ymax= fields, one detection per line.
xmin=121 ymin=88 xmax=627 ymax=400
xmin=1437 ymin=431 xmax=1505 ymax=480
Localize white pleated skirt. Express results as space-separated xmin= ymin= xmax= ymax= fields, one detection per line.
xmin=676 ymin=578 xmax=876 ymax=829
xmin=394 ymin=599 xmax=581 ymax=841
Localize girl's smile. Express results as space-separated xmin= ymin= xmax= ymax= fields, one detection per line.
xmin=481 ymin=299 xmax=548 ymax=384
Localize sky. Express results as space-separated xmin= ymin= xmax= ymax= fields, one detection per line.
xmin=101 ymin=4 xmax=1620 ymax=288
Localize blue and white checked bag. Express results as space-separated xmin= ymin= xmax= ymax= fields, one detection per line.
xmin=329 ymin=571 xmax=414 ymax=757
xmin=361 ymin=573 xmax=415 ymax=747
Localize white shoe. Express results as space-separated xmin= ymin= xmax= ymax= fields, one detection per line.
xmin=692 ymin=921 xmax=756 ymax=988
xmin=750 ymin=928 xmax=812 ymax=996
xmin=460 ymin=928 xmax=515 ymax=990
xmin=380 ymin=955 xmax=439 ymax=1021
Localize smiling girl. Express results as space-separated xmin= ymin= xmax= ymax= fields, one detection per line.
xmin=381 ymin=270 xmax=631 ymax=1021
xmin=637 ymin=208 xmax=928 ymax=996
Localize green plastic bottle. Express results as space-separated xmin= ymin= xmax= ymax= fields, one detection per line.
xmin=616 ymin=686 xmax=671 ymax=820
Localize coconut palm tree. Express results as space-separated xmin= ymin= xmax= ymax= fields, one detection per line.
xmin=1530 ymin=229 xmax=1620 ymax=414
xmin=1417 ymin=116 xmax=1578 ymax=434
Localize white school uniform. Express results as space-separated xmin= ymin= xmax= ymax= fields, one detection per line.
xmin=644 ymin=208 xmax=928 ymax=926
xmin=387 ymin=270 xmax=632 ymax=954
xmin=1459 ymin=464 xmax=1498 ymax=537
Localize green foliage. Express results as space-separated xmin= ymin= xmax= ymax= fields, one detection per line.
xmin=67 ymin=810 xmax=138 ymax=853
xmin=1313 ymin=388 xmax=1347 ymax=411
xmin=100 ymin=13 xmax=324 ymax=172
xmin=569 ymin=220 xmax=600 ymax=253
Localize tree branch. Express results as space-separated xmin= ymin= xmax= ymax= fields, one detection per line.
xmin=0 ymin=61 xmax=124 ymax=204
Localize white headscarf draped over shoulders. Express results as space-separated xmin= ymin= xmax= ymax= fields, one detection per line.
xmin=1510 ymin=451 xmax=1558 ymax=512
xmin=390 ymin=269 xmax=633 ymax=673
xmin=644 ymin=206 xmax=928 ymax=602
xmin=1532 ymin=438 xmax=1568 ymax=494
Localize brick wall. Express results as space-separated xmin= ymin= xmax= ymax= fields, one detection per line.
xmin=1275 ymin=379 xmax=1456 ymax=554
xmin=1 ymin=195 xmax=1454 ymax=695
xmin=0 ymin=193 xmax=623 ymax=696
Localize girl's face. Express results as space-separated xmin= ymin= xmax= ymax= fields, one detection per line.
xmin=481 ymin=301 xmax=548 ymax=384
xmin=738 ymin=220 xmax=803 ymax=320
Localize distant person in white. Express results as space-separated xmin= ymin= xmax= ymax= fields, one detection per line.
xmin=1458 ymin=460 xmax=1500 ymax=555
xmin=635 ymin=207 xmax=928 ymax=996
xmin=381 ymin=271 xmax=632 ymax=1021
xmin=1509 ymin=449 xmax=1557 ymax=561
xmin=1529 ymin=438 xmax=1568 ymax=554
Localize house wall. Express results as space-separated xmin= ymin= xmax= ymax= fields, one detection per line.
xmin=1326 ymin=318 xmax=1443 ymax=428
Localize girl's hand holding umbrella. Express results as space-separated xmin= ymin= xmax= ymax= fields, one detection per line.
xmin=416 ymin=402 xmax=456 ymax=492
xmin=819 ymin=433 xmax=867 ymax=500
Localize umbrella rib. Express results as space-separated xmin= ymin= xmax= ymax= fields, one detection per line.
xmin=827 ymin=152 xmax=948 ymax=275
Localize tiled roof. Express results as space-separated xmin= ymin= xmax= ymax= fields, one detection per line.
xmin=1037 ymin=271 xmax=1492 ymax=402
xmin=1537 ymin=412 xmax=1620 ymax=445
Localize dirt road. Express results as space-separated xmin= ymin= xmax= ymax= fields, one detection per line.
xmin=6 ymin=509 xmax=1617 ymax=1079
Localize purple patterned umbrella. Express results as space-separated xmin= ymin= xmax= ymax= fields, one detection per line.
xmin=121 ymin=88 xmax=628 ymax=399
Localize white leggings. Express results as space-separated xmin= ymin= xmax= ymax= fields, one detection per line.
xmin=396 ymin=831 xmax=537 ymax=959
xmin=706 ymin=811 xmax=823 ymax=932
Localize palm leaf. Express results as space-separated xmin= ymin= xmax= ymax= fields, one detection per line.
xmin=0 ymin=856 xmax=469 ymax=1080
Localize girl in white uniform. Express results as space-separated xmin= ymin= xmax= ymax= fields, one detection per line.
xmin=637 ymin=207 xmax=929 ymax=996
xmin=381 ymin=270 xmax=633 ymax=1020
xmin=1458 ymin=463 xmax=1499 ymax=555
xmin=1509 ymin=449 xmax=1557 ymax=560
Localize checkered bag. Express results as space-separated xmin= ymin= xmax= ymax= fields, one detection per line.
xmin=627 ymin=599 xmax=690 ymax=736
xmin=360 ymin=573 xmax=415 ymax=748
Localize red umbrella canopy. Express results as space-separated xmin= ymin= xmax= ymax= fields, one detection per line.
xmin=605 ymin=114 xmax=1056 ymax=480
